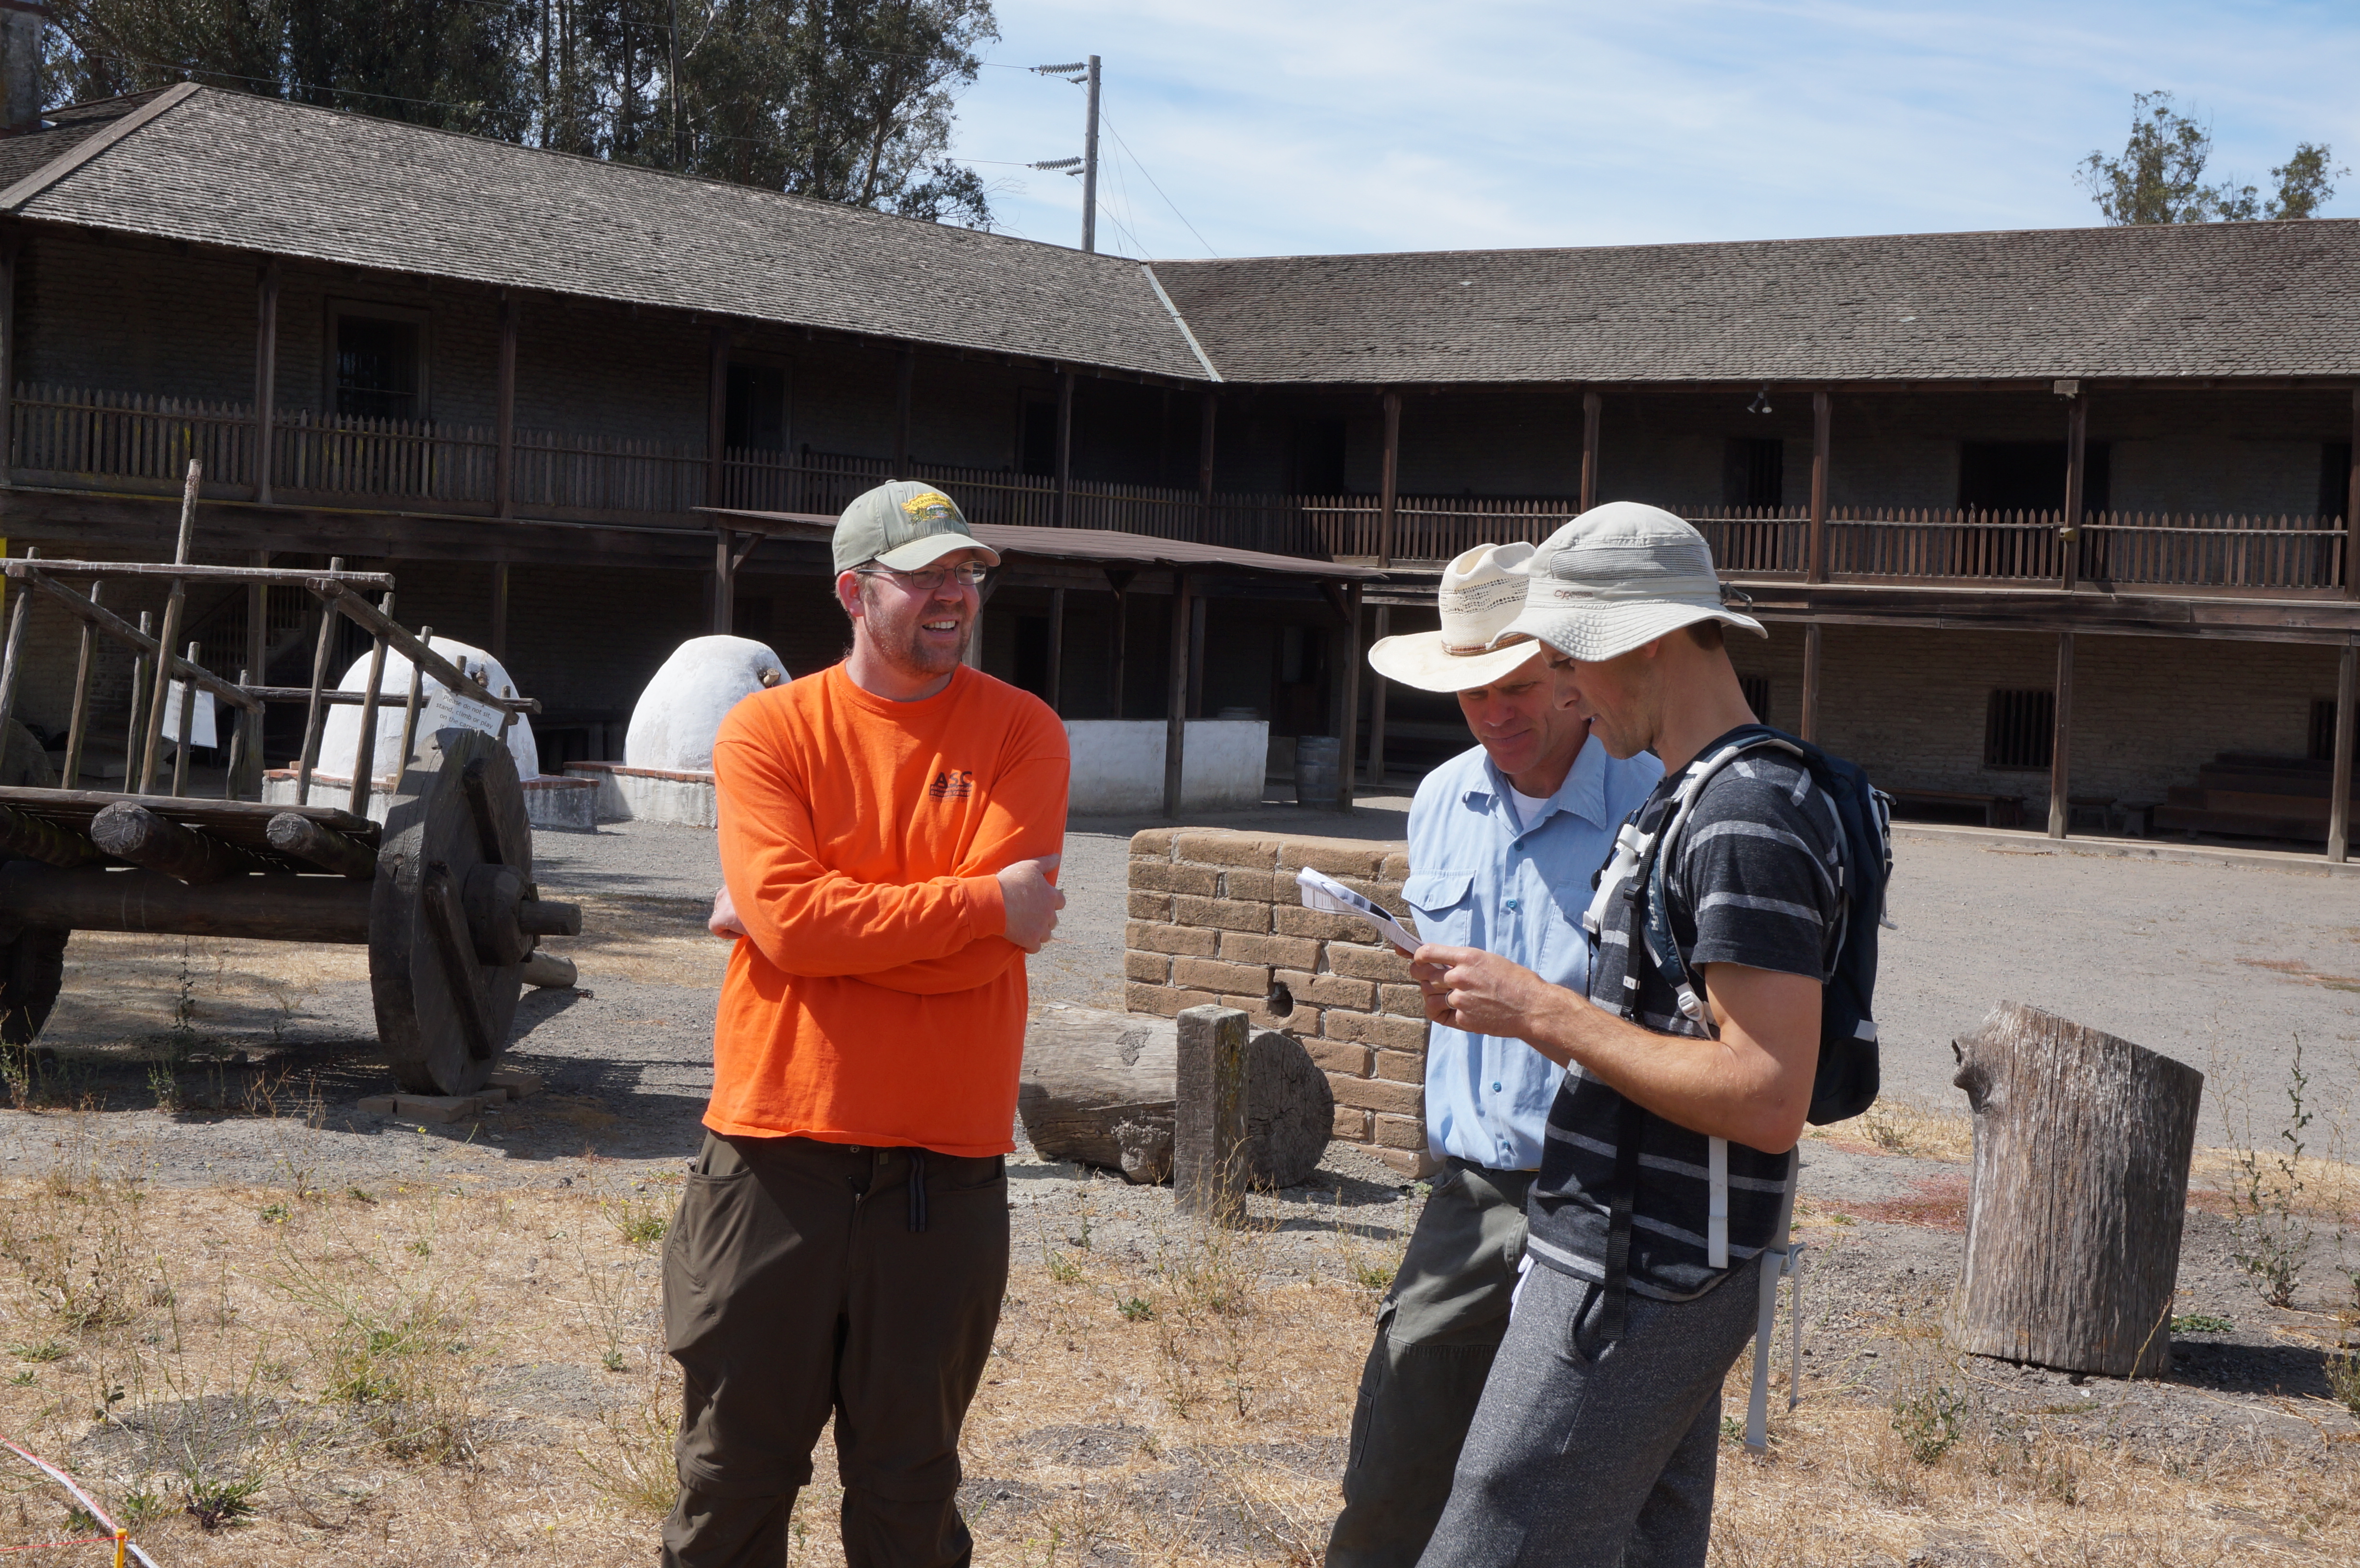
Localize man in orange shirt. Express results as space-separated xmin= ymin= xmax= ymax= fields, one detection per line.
xmin=663 ymin=481 xmax=1069 ymax=1568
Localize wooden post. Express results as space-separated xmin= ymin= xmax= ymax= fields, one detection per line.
xmin=495 ymin=292 xmax=518 ymax=518
xmin=1378 ymin=388 xmax=1401 ymax=565
xmin=0 ymin=231 xmax=17 ymax=487
xmin=0 ymin=548 xmax=32 ymax=744
xmin=1173 ymin=1004 xmax=1249 ymax=1223
xmin=1367 ymin=605 xmax=1390 ymax=789
xmin=1197 ymin=390 xmax=1217 ymax=545
xmin=61 ymin=582 xmax=99 ymax=790
xmin=1055 ymin=369 xmax=1075 ymax=529
xmin=1187 ymin=593 xmax=1206 ymax=720
xmin=125 ymin=612 xmax=150 ymax=784
xmin=1808 ymin=390 xmax=1831 ymax=583
xmin=2329 ymin=641 xmax=2355 ymax=864
xmin=490 ymin=562 xmax=510 ymax=664
xmin=711 ymin=527 xmax=735 ymax=635
xmin=893 ymin=346 xmax=914 ymax=477
xmin=1798 ymin=622 xmax=1823 ymax=743
xmin=705 ymin=324 xmax=729 ymax=511
xmin=169 ymin=640 xmax=199 ymax=798
xmin=1948 ymin=1002 xmax=2203 ymax=1377
xmin=1164 ymin=575 xmax=1191 ymax=817
xmin=138 ymin=463 xmax=203 ymax=793
xmin=252 ymin=259 xmax=279 ymax=503
xmin=1580 ymin=390 xmax=1601 ymax=513
xmin=1106 ymin=569 xmax=1132 ymax=719
xmin=1336 ymin=582 xmax=1363 ymax=812
xmin=2061 ymin=391 xmax=2086 ymax=592
xmin=347 ymin=598 xmax=393 ymax=818
xmin=396 ymin=625 xmax=432 ymax=781
xmin=294 ymin=559 xmax=344 ymax=802
xmin=2047 ymin=631 xmax=2074 ymax=839
xmin=2347 ymin=387 xmax=2360 ymax=600
xmin=1045 ymin=586 xmax=1066 ymax=714
xmin=222 ymin=666 xmax=251 ymax=802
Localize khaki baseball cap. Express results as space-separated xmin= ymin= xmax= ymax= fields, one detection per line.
xmin=832 ymin=481 xmax=1001 ymax=575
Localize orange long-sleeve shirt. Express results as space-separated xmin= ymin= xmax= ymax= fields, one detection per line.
xmin=706 ymin=662 xmax=1069 ymax=1155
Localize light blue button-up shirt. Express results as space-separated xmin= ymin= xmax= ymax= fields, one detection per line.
xmin=1404 ymin=732 xmax=1665 ymax=1171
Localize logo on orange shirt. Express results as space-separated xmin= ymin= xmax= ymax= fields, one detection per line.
xmin=929 ymin=769 xmax=975 ymax=801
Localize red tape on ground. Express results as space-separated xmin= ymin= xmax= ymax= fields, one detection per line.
xmin=0 ymin=1537 xmax=117 ymax=1553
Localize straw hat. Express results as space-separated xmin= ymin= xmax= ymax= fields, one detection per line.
xmin=1501 ymin=502 xmax=1764 ymax=662
xmin=1365 ymin=542 xmax=1548 ymax=692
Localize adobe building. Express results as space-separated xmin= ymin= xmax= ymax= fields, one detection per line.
xmin=0 ymin=85 xmax=2349 ymax=853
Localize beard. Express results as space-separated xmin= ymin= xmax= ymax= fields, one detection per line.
xmin=861 ymin=582 xmax=969 ymax=678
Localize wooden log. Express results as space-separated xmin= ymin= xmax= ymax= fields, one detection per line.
xmin=519 ymin=950 xmax=577 ymax=989
xmin=0 ymin=862 xmax=373 ymax=943
xmin=0 ymin=803 xmax=98 ymax=867
xmin=1020 ymin=1004 xmax=1335 ymax=1191
xmin=266 ymin=812 xmax=377 ymax=878
xmin=1947 ymin=1002 xmax=2204 ymax=1377
xmin=89 ymin=803 xmax=270 ymax=885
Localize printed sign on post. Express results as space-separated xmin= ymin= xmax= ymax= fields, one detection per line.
xmin=159 ymin=682 xmax=218 ymax=750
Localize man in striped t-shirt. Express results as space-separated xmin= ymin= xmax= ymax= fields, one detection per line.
xmin=1411 ymin=504 xmax=1837 ymax=1568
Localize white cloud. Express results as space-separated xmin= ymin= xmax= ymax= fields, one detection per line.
xmin=947 ymin=1 xmax=2360 ymax=257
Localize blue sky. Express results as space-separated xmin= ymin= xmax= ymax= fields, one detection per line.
xmin=945 ymin=1 xmax=2360 ymax=258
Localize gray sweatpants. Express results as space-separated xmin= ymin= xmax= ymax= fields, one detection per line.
xmin=1416 ymin=1255 xmax=1765 ymax=1568
xmin=1327 ymin=1161 xmax=1535 ymax=1568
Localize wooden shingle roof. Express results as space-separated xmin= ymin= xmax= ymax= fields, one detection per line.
xmin=1146 ymin=221 xmax=2360 ymax=385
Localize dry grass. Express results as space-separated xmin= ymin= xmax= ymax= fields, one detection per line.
xmin=0 ymin=1124 xmax=2350 ymax=1565
xmin=1807 ymin=1099 xmax=1975 ymax=1162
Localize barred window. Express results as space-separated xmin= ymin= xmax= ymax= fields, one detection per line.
xmin=1985 ymin=689 xmax=2054 ymax=771
xmin=2315 ymin=698 xmax=2340 ymax=762
xmin=1739 ymin=674 xmax=1771 ymax=726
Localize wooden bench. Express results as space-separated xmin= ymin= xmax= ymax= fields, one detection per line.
xmin=1886 ymin=787 xmax=2025 ymax=830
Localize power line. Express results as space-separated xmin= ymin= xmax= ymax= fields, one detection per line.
xmin=1097 ymin=108 xmax=1217 ymax=258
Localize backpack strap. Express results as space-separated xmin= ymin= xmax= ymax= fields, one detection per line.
xmin=1744 ymin=1148 xmax=1804 ymax=1454
xmin=1598 ymin=1095 xmax=1646 ymax=1344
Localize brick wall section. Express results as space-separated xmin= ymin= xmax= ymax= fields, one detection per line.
xmin=1124 ymin=828 xmax=1437 ymax=1178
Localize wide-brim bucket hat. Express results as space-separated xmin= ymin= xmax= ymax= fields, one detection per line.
xmin=1366 ymin=541 xmax=1548 ymax=692
xmin=1502 ymin=502 xmax=1765 ymax=662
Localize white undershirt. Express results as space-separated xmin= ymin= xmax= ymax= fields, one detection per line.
xmin=1507 ymin=784 xmax=1554 ymax=831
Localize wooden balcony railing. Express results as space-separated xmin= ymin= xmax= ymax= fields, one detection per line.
xmin=5 ymin=383 xmax=2348 ymax=593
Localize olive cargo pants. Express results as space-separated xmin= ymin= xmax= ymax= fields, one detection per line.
xmin=661 ymin=1132 xmax=1010 ymax=1568
xmin=1326 ymin=1161 xmax=1536 ymax=1568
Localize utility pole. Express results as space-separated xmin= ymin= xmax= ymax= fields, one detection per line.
xmin=540 ymin=0 xmax=552 ymax=148
xmin=1081 ymin=55 xmax=1102 ymax=253
xmin=669 ymin=0 xmax=685 ymax=169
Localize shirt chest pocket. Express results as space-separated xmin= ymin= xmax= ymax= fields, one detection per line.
xmin=1401 ymin=870 xmax=1475 ymax=948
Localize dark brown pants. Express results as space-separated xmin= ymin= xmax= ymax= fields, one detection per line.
xmin=660 ymin=1131 xmax=1010 ymax=1568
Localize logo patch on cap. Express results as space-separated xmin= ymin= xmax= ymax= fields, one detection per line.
xmin=899 ymin=490 xmax=959 ymax=525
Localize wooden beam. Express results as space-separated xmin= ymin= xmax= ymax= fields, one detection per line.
xmin=1368 ymin=605 xmax=1389 ymax=790
xmin=1378 ymin=388 xmax=1401 ymax=567
xmin=252 ymin=259 xmax=279 ymax=504
xmin=0 ymin=232 xmax=15 ymax=488
xmin=2061 ymin=390 xmax=2087 ymax=593
xmin=490 ymin=561 xmax=510 ymax=663
xmin=1164 ymin=575 xmax=1192 ymax=816
xmin=1799 ymin=622 xmax=1823 ymax=742
xmin=1045 ymin=585 xmax=1066 ymax=714
xmin=1580 ymin=390 xmax=1601 ymax=512
xmin=494 ymin=291 xmax=518 ymax=518
xmin=2047 ymin=630 xmax=2075 ymax=839
xmin=1106 ymin=568 xmax=1132 ymax=718
xmin=1336 ymin=582 xmax=1364 ymax=812
xmin=2348 ymin=388 xmax=2359 ymax=602
xmin=705 ymin=323 xmax=729 ymax=509
xmin=1197 ymin=389 xmax=1217 ymax=546
xmin=1188 ymin=592 xmax=1206 ymax=720
xmin=2331 ymin=641 xmax=2355 ymax=864
xmin=712 ymin=527 xmax=735 ymax=635
xmin=893 ymin=346 xmax=914 ymax=477
xmin=242 ymin=547 xmax=268 ymax=797
xmin=1056 ymin=370 xmax=1075 ymax=529
xmin=1807 ymin=390 xmax=1831 ymax=584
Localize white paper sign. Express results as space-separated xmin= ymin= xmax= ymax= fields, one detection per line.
xmin=160 ymin=682 xmax=217 ymax=750
xmin=1296 ymin=866 xmax=1421 ymax=954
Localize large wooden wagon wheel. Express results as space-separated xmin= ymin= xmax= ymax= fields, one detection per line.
xmin=373 ymin=727 xmax=570 ymax=1096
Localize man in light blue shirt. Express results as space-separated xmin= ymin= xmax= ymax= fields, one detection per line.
xmin=1328 ymin=542 xmax=1663 ymax=1568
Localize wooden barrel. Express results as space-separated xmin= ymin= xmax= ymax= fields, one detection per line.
xmin=1293 ymin=735 xmax=1340 ymax=808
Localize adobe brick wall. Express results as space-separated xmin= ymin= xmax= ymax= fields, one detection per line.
xmin=1123 ymin=827 xmax=1438 ymax=1178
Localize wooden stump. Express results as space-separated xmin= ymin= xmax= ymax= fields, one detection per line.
xmin=1019 ymin=1004 xmax=1337 ymax=1191
xmin=1947 ymin=1001 xmax=2204 ymax=1377
xmin=1175 ymin=1005 xmax=1249 ymax=1222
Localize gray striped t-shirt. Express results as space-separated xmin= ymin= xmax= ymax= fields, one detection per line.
xmin=1523 ymin=738 xmax=1842 ymax=1300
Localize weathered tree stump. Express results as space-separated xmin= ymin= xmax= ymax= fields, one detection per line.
xmin=1947 ymin=1001 xmax=2203 ymax=1377
xmin=1019 ymin=1003 xmax=1336 ymax=1192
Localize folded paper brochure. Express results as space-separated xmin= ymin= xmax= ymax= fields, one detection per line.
xmin=1295 ymin=867 xmax=1420 ymax=953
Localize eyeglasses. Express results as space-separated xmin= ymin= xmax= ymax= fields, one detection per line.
xmin=854 ymin=563 xmax=992 ymax=592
